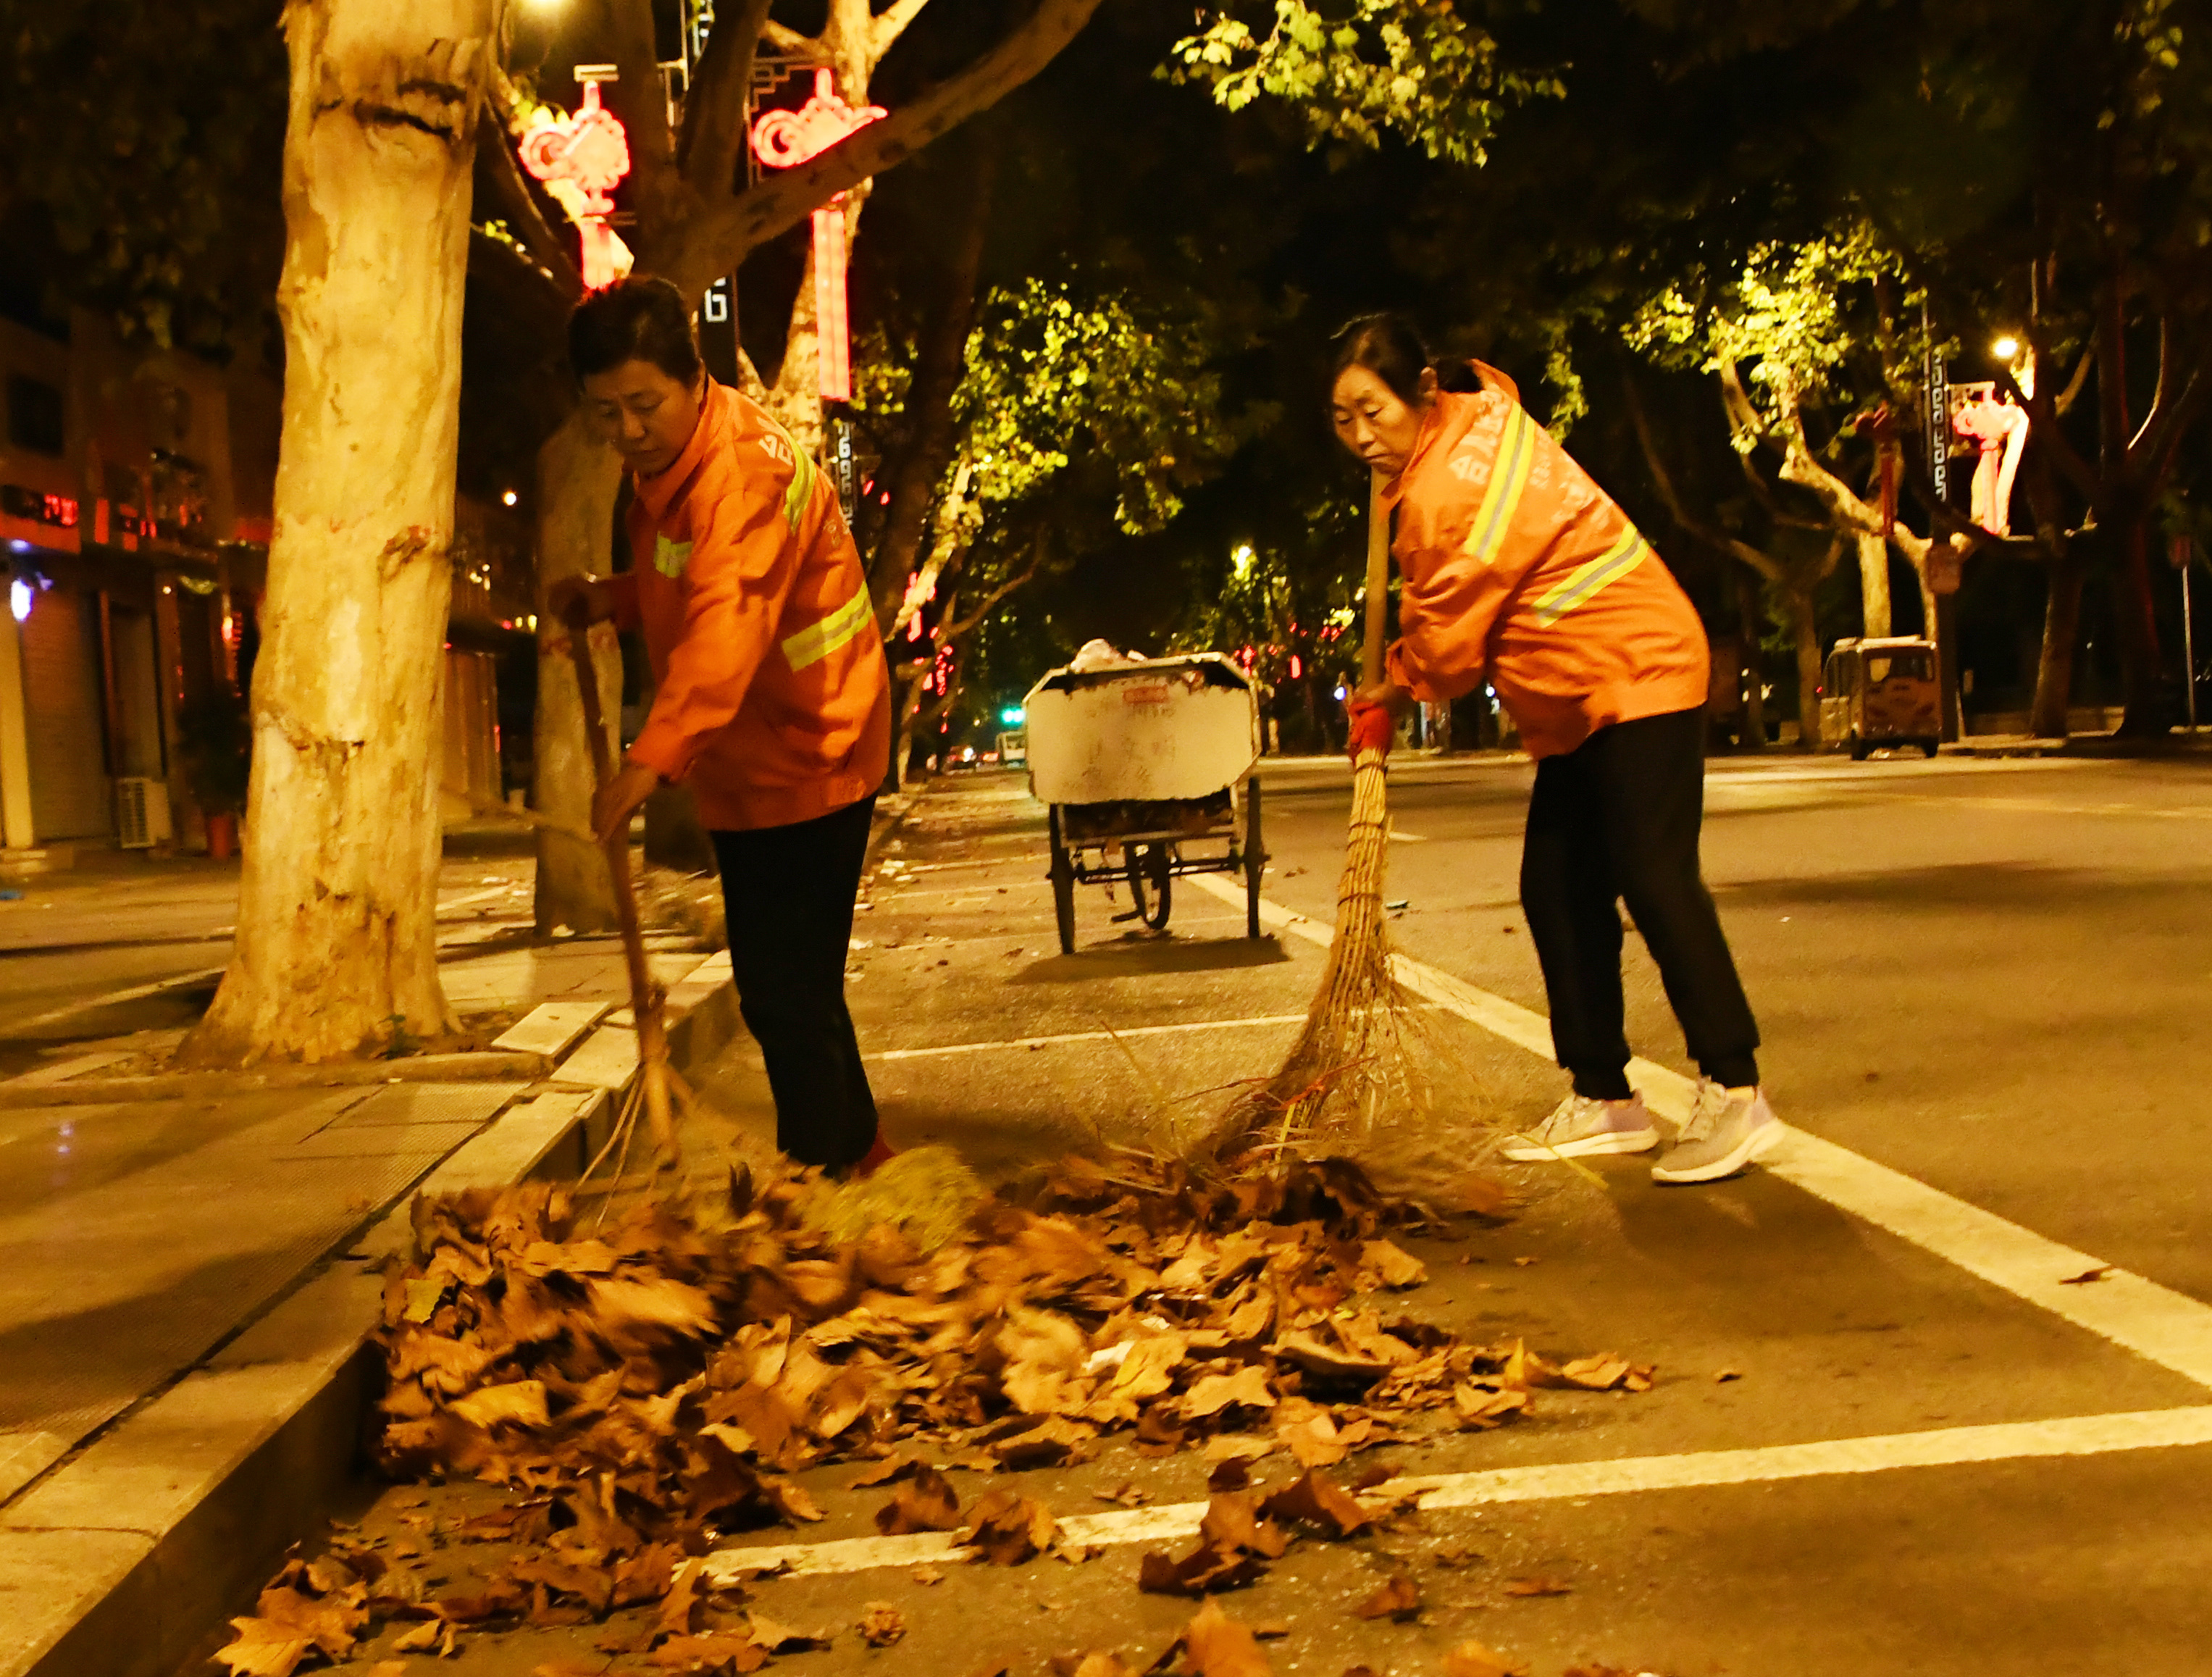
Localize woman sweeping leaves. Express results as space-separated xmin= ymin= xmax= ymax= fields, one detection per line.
xmin=548 ymin=277 xmax=894 ymax=1179
xmin=1332 ymin=314 xmax=1777 ymax=1184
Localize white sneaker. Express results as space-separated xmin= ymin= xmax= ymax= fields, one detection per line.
xmin=1501 ymin=1092 xmax=1661 ymax=1160
xmin=1651 ymin=1081 xmax=1782 ymax=1184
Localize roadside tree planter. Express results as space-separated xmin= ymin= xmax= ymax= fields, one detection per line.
xmin=1023 ymin=653 xmax=1266 ymax=955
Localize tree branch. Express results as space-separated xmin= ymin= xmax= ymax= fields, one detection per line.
xmin=597 ymin=0 xmax=676 ymax=221
xmin=2054 ymin=343 xmax=2094 ymax=417
xmin=763 ymin=20 xmax=817 ymax=54
xmin=868 ymin=143 xmax=996 ymax=628
xmin=1620 ymin=368 xmax=1787 ymax=585
xmin=871 ymin=0 xmax=934 ymax=57
xmin=477 ymin=123 xmax=583 ymax=300
xmin=2129 ymin=314 xmax=2173 ymax=460
xmin=943 ymin=528 xmax=1047 ymax=642
xmin=665 ymin=0 xmax=1106 ymax=298
xmin=678 ymin=0 xmax=775 ymax=196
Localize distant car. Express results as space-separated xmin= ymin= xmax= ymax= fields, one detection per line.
xmin=1821 ymin=636 xmax=1940 ymax=759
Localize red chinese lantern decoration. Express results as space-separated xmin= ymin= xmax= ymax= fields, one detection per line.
xmin=750 ymin=70 xmax=887 ymax=403
xmin=519 ymin=79 xmax=632 ymax=290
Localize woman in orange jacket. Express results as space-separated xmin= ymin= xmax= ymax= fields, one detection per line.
xmin=1333 ymin=314 xmax=1776 ymax=1184
xmin=550 ymin=277 xmax=892 ymax=1176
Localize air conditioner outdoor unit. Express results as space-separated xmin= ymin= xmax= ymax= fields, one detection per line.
xmin=115 ymin=777 xmax=174 ymax=849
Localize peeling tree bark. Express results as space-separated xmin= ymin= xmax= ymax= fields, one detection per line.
xmin=1856 ymin=532 xmax=1891 ymax=639
xmin=187 ymin=0 xmax=502 ymax=1066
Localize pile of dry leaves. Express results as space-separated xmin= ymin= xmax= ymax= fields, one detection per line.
xmin=217 ymin=1153 xmax=1651 ymax=1675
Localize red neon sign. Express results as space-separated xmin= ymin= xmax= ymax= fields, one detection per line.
xmin=519 ymin=79 xmax=633 ymax=290
xmin=750 ymin=70 xmax=887 ymax=405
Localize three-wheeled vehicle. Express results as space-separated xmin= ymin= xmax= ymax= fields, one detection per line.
xmin=1820 ymin=636 xmax=1941 ymax=759
xmin=1023 ymin=653 xmax=1266 ymax=955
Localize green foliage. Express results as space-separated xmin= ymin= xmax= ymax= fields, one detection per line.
xmin=954 ymin=278 xmax=1262 ymax=534
xmin=1169 ymin=0 xmax=1561 ymax=165
xmin=0 ymin=0 xmax=286 ymax=351
xmin=1625 ymin=223 xmax=1929 ymax=446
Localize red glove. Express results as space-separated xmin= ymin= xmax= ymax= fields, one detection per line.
xmin=1346 ymin=698 xmax=1394 ymax=762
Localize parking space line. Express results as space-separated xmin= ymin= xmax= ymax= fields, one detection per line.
xmin=1191 ymin=873 xmax=2212 ymax=1390
xmin=702 ymin=1404 xmax=2212 ymax=1580
xmin=868 ymin=1013 xmax=1307 ymax=1061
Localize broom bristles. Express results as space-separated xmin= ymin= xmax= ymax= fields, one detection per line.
xmin=1197 ymin=749 xmax=1429 ymax=1160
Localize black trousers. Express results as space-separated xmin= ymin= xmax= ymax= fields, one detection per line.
xmin=1519 ymin=708 xmax=1760 ymax=1099
xmin=711 ymin=795 xmax=879 ymax=1171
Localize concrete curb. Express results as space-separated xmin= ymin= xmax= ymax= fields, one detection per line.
xmin=0 ymin=1050 xmax=554 ymax=1109
xmin=0 ymin=965 xmax=738 ymax=1677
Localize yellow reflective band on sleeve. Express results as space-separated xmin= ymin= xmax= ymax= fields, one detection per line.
xmin=1465 ymin=405 xmax=1538 ymax=566
xmin=1533 ymin=527 xmax=1648 ymax=627
xmin=781 ymin=434 xmax=816 ymax=532
xmin=781 ymin=587 xmax=873 ymax=672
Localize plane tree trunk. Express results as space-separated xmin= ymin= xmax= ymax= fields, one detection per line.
xmin=186 ymin=0 xmax=501 ymax=1065
xmin=531 ymin=406 xmax=623 ymax=933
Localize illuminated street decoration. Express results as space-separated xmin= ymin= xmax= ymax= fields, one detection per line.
xmin=750 ymin=70 xmax=887 ymax=403
xmin=519 ymin=78 xmax=633 ymax=290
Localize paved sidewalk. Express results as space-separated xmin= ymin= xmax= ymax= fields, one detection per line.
xmin=0 ymin=843 xmax=747 ymax=1677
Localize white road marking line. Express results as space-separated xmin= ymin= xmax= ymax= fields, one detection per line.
xmin=1387 ymin=827 xmax=1429 ymax=842
xmin=703 ymin=1405 xmax=2212 ymax=1581
xmin=1890 ymin=793 xmax=2212 ymax=821
xmin=1191 ymin=871 xmax=2212 ymax=1390
xmin=869 ymin=1013 xmax=1307 ymax=1061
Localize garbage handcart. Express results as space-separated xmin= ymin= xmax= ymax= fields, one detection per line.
xmin=1022 ymin=653 xmax=1267 ymax=955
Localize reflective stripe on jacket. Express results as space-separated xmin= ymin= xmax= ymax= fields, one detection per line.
xmin=611 ymin=380 xmax=890 ymax=831
xmin=1380 ymin=366 xmax=1708 ymax=759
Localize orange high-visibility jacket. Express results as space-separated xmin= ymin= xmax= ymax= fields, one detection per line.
xmin=608 ymin=380 xmax=890 ymax=831
xmin=1381 ymin=367 xmax=1709 ymax=759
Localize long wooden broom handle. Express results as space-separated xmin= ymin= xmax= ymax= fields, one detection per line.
xmin=1360 ymin=470 xmax=1390 ymax=688
xmin=566 ymin=625 xmax=658 ymax=1032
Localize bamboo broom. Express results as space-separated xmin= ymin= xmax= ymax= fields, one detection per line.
xmin=561 ymin=624 xmax=981 ymax=1244
xmin=1210 ymin=473 xmax=1414 ymax=1158
xmin=567 ymin=626 xmax=684 ymax=1176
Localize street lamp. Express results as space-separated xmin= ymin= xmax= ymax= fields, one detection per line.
xmin=1992 ymin=335 xmax=2019 ymax=361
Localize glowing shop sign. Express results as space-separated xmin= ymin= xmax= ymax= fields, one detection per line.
xmin=519 ymin=78 xmax=633 ymax=290
xmin=750 ymin=69 xmax=887 ymax=403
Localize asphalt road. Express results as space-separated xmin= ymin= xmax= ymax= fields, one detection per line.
xmin=293 ymin=751 xmax=2212 ymax=1677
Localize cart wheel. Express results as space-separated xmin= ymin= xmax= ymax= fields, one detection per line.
xmin=1243 ymin=775 xmax=1266 ymax=939
xmin=1919 ymin=740 xmax=1940 ymax=758
xmin=1127 ymin=842 xmax=1173 ymax=932
xmin=1848 ymin=732 xmax=1870 ymax=761
xmin=1048 ymin=806 xmax=1077 ymax=955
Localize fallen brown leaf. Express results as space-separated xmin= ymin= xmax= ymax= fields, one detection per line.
xmin=746 ymin=1610 xmax=831 ymax=1652
xmin=1442 ymin=1642 xmax=1530 ymax=1677
xmin=857 ymin=1602 xmax=907 ymax=1646
xmin=1185 ymin=1365 xmax=1277 ymax=1418
xmin=650 ymin=1631 xmax=769 ymax=1673
xmin=960 ymin=1489 xmax=1057 ymax=1565
xmin=1502 ymin=1575 xmax=1572 ymax=1597
xmin=2060 ymin=1266 xmax=2113 ymax=1285
xmin=1258 ymin=1471 xmax=1373 ymax=1539
xmin=1179 ymin=1599 xmax=1273 ymax=1677
xmin=213 ymin=1568 xmax=369 ymax=1677
xmin=877 ymin=1464 xmax=963 ymax=1534
xmin=848 ymin=1452 xmax=917 ymax=1488
xmin=1352 ymin=1573 xmax=1423 ymax=1621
